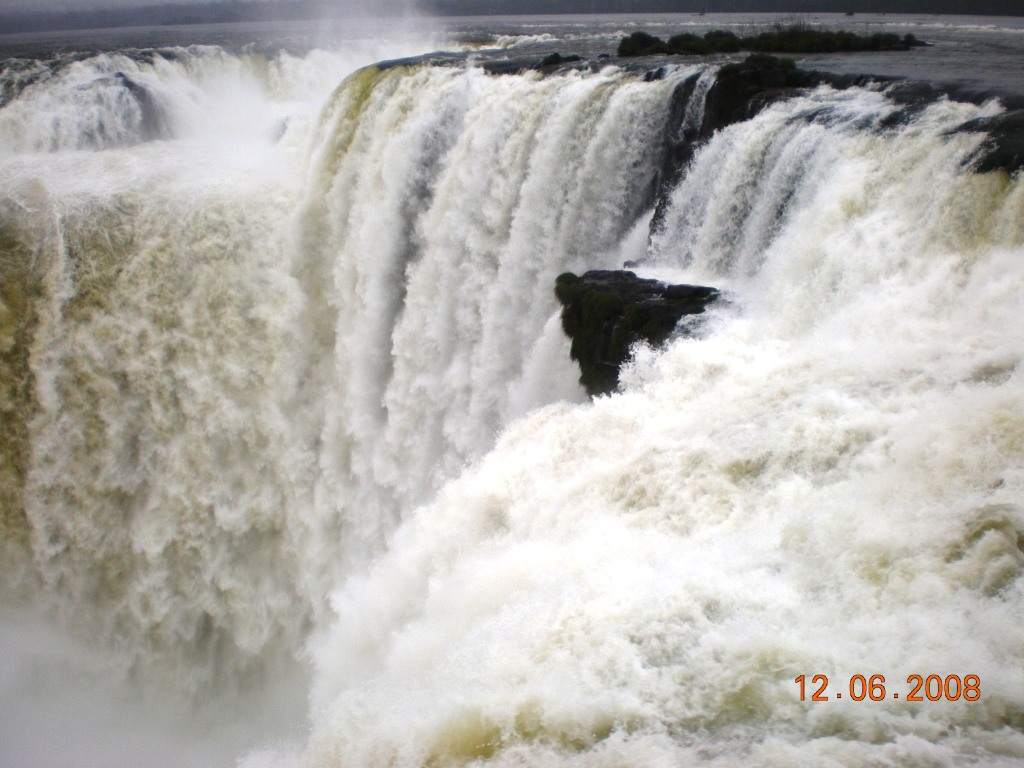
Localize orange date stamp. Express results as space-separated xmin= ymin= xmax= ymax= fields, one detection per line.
xmin=795 ymin=674 xmax=981 ymax=702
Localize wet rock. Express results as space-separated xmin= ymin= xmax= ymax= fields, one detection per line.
xmin=555 ymin=270 xmax=719 ymax=397
xmin=958 ymin=110 xmax=1024 ymax=175
xmin=113 ymin=71 xmax=170 ymax=141
xmin=699 ymin=54 xmax=823 ymax=134
xmin=537 ymin=52 xmax=582 ymax=70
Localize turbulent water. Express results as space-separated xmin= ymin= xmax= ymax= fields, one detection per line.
xmin=2 ymin=13 xmax=1024 ymax=768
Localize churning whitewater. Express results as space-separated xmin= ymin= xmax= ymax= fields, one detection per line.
xmin=2 ymin=19 xmax=1024 ymax=768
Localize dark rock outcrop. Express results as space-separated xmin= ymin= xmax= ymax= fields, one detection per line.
xmin=701 ymin=54 xmax=808 ymax=132
xmin=113 ymin=71 xmax=171 ymax=141
xmin=958 ymin=110 xmax=1024 ymax=175
xmin=647 ymin=57 xmax=871 ymax=231
xmin=536 ymin=52 xmax=583 ymax=70
xmin=702 ymin=54 xmax=839 ymax=135
xmin=648 ymin=56 xmax=874 ymax=193
xmin=555 ymin=270 xmax=719 ymax=397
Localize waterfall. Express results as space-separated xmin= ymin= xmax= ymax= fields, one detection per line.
xmin=2 ymin=37 xmax=1024 ymax=768
xmin=0 ymin=51 xmax=688 ymax=697
xmin=296 ymin=69 xmax=1024 ymax=768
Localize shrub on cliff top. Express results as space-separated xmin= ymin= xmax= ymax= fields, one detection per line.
xmin=617 ymin=31 xmax=671 ymax=57
xmin=667 ymin=33 xmax=711 ymax=55
xmin=618 ymin=24 xmax=925 ymax=57
xmin=740 ymin=26 xmax=914 ymax=53
xmin=703 ymin=29 xmax=742 ymax=52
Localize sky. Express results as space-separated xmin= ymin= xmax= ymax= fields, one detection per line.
xmin=0 ymin=0 xmax=410 ymax=15
xmin=0 ymin=0 xmax=378 ymax=10
xmin=1 ymin=0 xmax=1017 ymax=19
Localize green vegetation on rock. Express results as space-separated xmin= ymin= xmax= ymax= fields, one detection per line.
xmin=743 ymin=27 xmax=924 ymax=53
xmin=618 ymin=25 xmax=925 ymax=57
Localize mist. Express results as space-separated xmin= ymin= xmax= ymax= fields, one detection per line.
xmin=0 ymin=0 xmax=424 ymax=36
xmin=2 ymin=0 xmax=1021 ymax=38
xmin=1 ymin=0 xmax=399 ymax=10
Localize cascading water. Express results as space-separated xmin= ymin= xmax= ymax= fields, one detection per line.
xmin=275 ymin=75 xmax=1024 ymax=768
xmin=294 ymin=60 xmax=688 ymax=566
xmin=2 ymin=21 xmax=1024 ymax=768
xmin=0 ymin=37 xmax=697 ymax=766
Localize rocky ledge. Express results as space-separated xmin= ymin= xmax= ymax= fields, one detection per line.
xmin=555 ymin=270 xmax=719 ymax=397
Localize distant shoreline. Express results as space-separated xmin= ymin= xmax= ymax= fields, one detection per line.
xmin=1 ymin=1 xmax=1022 ymax=37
